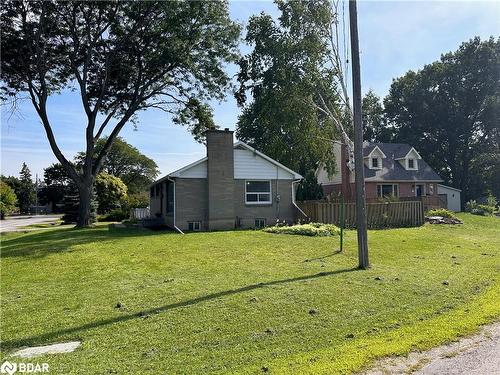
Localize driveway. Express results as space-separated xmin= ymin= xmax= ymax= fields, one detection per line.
xmin=0 ymin=215 xmax=63 ymax=233
xmin=364 ymin=321 xmax=500 ymax=375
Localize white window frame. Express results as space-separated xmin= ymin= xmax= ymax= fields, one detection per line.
xmin=188 ymin=221 xmax=201 ymax=231
xmin=370 ymin=157 xmax=382 ymax=170
xmin=245 ymin=180 xmax=272 ymax=205
xmin=406 ymin=158 xmax=417 ymax=170
xmin=377 ymin=184 xmax=399 ymax=198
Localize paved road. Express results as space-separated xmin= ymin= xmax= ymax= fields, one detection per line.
xmin=0 ymin=215 xmax=62 ymax=233
xmin=364 ymin=322 xmax=500 ymax=375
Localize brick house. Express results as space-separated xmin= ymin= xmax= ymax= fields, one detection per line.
xmin=316 ymin=142 xmax=443 ymax=201
xmin=150 ymin=129 xmax=303 ymax=232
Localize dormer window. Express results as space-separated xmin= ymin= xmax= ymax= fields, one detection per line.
xmin=407 ymin=158 xmax=417 ymax=170
xmin=397 ymin=147 xmax=421 ymax=170
xmin=370 ymin=157 xmax=382 ymax=169
xmin=365 ymin=145 xmax=386 ymax=170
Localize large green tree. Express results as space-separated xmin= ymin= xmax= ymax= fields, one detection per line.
xmin=75 ymin=137 xmax=159 ymax=194
xmin=0 ymin=182 xmax=18 ymax=219
xmin=1 ymin=1 xmax=240 ymax=226
xmin=362 ymin=90 xmax=392 ymax=143
xmin=17 ymin=163 xmax=36 ymax=214
xmin=384 ymin=37 xmax=499 ymax=201
xmin=39 ymin=163 xmax=73 ymax=212
xmin=236 ymin=0 xmax=341 ymax=175
xmin=94 ymin=172 xmax=127 ymax=214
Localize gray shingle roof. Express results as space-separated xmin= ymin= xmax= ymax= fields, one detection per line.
xmin=363 ymin=143 xmax=442 ymax=182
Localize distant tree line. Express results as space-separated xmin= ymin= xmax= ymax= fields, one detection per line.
xmin=1 ymin=137 xmax=158 ymax=221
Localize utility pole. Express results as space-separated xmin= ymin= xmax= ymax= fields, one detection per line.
xmin=349 ymin=0 xmax=369 ymax=269
xmin=35 ymin=173 xmax=39 ymax=216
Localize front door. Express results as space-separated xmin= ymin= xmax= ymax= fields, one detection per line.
xmin=416 ymin=184 xmax=424 ymax=197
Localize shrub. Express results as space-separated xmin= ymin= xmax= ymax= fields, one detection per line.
xmin=99 ymin=209 xmax=129 ymax=222
xmin=378 ymin=194 xmax=399 ymax=203
xmin=465 ymin=200 xmax=478 ymax=212
xmin=471 ymin=208 xmax=486 ymax=216
xmin=466 ymin=200 xmax=495 ymax=216
xmin=486 ymin=192 xmax=497 ymax=208
xmin=263 ymin=222 xmax=340 ymax=237
xmin=426 ymin=208 xmax=458 ymax=219
xmin=95 ymin=173 xmax=127 ymax=214
xmin=478 ymin=204 xmax=495 ymax=215
xmin=0 ymin=181 xmax=18 ymax=219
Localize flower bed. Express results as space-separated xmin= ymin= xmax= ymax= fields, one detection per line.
xmin=262 ymin=222 xmax=340 ymax=237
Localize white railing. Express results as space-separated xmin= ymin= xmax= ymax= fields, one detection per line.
xmin=131 ymin=207 xmax=150 ymax=220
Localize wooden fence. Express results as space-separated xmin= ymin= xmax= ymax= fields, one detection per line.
xmin=297 ymin=200 xmax=424 ymax=228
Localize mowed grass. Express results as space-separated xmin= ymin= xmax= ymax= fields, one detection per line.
xmin=0 ymin=213 xmax=499 ymax=374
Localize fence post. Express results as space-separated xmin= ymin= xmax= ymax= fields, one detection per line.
xmin=339 ymin=195 xmax=345 ymax=252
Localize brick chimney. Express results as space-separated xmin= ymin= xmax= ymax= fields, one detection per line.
xmin=206 ymin=128 xmax=235 ymax=230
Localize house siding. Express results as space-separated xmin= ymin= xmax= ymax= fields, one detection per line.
xmin=233 ymin=179 xmax=295 ymax=228
xmin=175 ymin=178 xmax=209 ymax=231
xmin=150 ymin=183 xmax=165 ymax=221
xmin=172 ymin=178 xmax=295 ymax=230
xmin=207 ymin=130 xmax=235 ymax=230
xmin=234 ymin=149 xmax=295 ymax=179
xmin=321 ymin=181 xmax=438 ymax=201
xmin=438 ymin=185 xmax=461 ymax=212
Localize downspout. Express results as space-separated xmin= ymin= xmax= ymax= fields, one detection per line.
xmin=167 ymin=176 xmax=184 ymax=234
xmin=292 ymin=179 xmax=308 ymax=219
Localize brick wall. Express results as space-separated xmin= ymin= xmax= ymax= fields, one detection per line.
xmin=206 ymin=129 xmax=235 ymax=230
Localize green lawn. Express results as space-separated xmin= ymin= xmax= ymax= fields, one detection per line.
xmin=1 ymin=213 xmax=499 ymax=374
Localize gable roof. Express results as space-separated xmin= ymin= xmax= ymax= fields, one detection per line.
xmin=233 ymin=141 xmax=303 ymax=179
xmin=364 ymin=145 xmax=387 ymax=158
xmin=363 ymin=142 xmax=442 ymax=182
xmin=395 ymin=147 xmax=422 ymax=160
xmin=154 ymin=141 xmax=302 ymax=185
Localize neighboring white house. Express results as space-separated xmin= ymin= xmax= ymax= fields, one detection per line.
xmin=438 ymin=184 xmax=462 ymax=212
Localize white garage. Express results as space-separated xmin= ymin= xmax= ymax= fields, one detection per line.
xmin=438 ymin=184 xmax=462 ymax=212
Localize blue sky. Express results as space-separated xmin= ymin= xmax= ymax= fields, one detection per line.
xmin=1 ymin=1 xmax=499 ymax=180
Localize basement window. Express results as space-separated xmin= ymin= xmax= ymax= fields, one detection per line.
xmin=245 ymin=180 xmax=271 ymax=204
xmin=188 ymin=221 xmax=201 ymax=231
xmin=255 ymin=218 xmax=266 ymax=229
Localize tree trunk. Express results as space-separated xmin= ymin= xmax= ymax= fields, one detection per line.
xmin=76 ymin=182 xmax=92 ymax=228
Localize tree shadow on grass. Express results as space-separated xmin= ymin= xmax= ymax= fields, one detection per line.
xmin=304 ymin=250 xmax=343 ymax=262
xmin=1 ymin=267 xmax=359 ymax=350
xmin=0 ymin=226 xmax=169 ymax=259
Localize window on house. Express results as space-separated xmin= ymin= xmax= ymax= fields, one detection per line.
xmin=377 ymin=184 xmax=399 ymax=198
xmin=155 ymin=184 xmax=161 ymax=197
xmin=255 ymin=218 xmax=266 ymax=229
xmin=150 ymin=186 xmax=155 ymax=198
xmin=188 ymin=221 xmax=201 ymax=231
xmin=372 ymin=157 xmax=379 ymax=168
xmin=408 ymin=158 xmax=415 ymax=169
xmin=245 ymin=180 xmax=271 ymax=204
